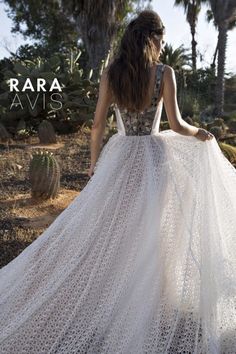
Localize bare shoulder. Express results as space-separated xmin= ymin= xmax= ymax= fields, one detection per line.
xmin=162 ymin=65 xmax=177 ymax=90
xmin=163 ymin=65 xmax=175 ymax=78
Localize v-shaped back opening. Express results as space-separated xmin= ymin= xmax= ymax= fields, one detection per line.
xmin=115 ymin=62 xmax=165 ymax=114
xmin=114 ymin=63 xmax=165 ymax=136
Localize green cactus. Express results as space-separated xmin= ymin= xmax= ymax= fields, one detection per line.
xmin=219 ymin=142 xmax=236 ymax=167
xmin=0 ymin=51 xmax=104 ymax=134
xmin=29 ymin=150 xmax=60 ymax=199
xmin=38 ymin=120 xmax=57 ymax=144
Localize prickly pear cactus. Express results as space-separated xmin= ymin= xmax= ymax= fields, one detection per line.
xmin=29 ymin=150 xmax=60 ymax=199
xmin=38 ymin=120 xmax=57 ymax=144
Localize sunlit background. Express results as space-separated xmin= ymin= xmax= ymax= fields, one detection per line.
xmin=0 ymin=0 xmax=235 ymax=73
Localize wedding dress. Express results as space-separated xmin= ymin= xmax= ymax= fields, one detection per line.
xmin=0 ymin=63 xmax=236 ymax=354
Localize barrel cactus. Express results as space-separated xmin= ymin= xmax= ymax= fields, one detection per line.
xmin=29 ymin=150 xmax=60 ymax=199
xmin=38 ymin=120 xmax=57 ymax=144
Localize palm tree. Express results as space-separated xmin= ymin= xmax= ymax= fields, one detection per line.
xmin=160 ymin=43 xmax=192 ymax=70
xmin=206 ymin=8 xmax=236 ymax=71
xmin=174 ymin=0 xmax=207 ymax=71
xmin=207 ymin=1 xmax=236 ymax=116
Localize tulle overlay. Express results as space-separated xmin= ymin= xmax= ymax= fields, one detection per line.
xmin=0 ymin=129 xmax=236 ymax=353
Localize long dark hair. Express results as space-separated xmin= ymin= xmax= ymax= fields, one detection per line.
xmin=107 ymin=10 xmax=165 ymax=112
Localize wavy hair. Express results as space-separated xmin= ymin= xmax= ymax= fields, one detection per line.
xmin=107 ymin=10 xmax=165 ymax=112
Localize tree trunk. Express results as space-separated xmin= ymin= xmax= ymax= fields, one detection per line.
xmin=187 ymin=2 xmax=198 ymax=71
xmin=190 ymin=25 xmax=197 ymax=71
xmin=215 ymin=21 xmax=228 ymax=116
xmin=211 ymin=41 xmax=218 ymax=74
xmin=80 ymin=25 xmax=112 ymax=79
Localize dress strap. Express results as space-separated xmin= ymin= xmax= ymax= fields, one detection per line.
xmin=155 ymin=63 xmax=165 ymax=102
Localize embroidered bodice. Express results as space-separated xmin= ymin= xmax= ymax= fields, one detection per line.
xmin=114 ymin=63 xmax=165 ymax=136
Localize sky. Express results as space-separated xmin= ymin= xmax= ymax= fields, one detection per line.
xmin=152 ymin=0 xmax=236 ymax=74
xmin=0 ymin=0 xmax=235 ymax=73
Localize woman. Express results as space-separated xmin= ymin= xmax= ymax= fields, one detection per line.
xmin=89 ymin=11 xmax=214 ymax=178
xmin=0 ymin=10 xmax=236 ymax=354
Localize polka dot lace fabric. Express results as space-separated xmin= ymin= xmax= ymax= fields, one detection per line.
xmin=1 ymin=67 xmax=236 ymax=353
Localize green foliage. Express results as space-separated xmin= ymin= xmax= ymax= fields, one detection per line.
xmin=29 ymin=150 xmax=60 ymax=200
xmin=219 ymin=142 xmax=236 ymax=167
xmin=209 ymin=126 xmax=223 ymax=140
xmin=186 ymin=68 xmax=216 ymax=109
xmin=0 ymin=56 xmax=63 ymax=125
xmin=0 ymin=49 xmax=107 ymax=135
xmin=160 ymin=44 xmax=192 ymax=70
xmin=3 ymin=0 xmax=151 ymax=70
xmin=4 ymin=0 xmax=78 ymax=58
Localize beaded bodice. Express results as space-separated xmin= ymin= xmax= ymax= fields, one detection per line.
xmin=114 ymin=63 xmax=165 ymax=136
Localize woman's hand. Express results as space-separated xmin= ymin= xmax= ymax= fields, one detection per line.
xmin=194 ymin=128 xmax=214 ymax=141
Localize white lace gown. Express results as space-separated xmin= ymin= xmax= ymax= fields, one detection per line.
xmin=0 ymin=64 xmax=236 ymax=354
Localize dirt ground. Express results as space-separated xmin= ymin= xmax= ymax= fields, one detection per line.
xmin=0 ymin=126 xmax=103 ymax=268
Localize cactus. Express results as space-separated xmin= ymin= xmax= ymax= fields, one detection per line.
xmin=219 ymin=143 xmax=236 ymax=167
xmin=0 ymin=122 xmax=12 ymax=142
xmin=38 ymin=120 xmax=57 ymax=144
xmin=29 ymin=150 xmax=60 ymax=199
xmin=16 ymin=119 xmax=26 ymax=132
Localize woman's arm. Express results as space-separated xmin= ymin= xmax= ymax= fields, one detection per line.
xmin=162 ymin=66 xmax=199 ymax=136
xmin=88 ymin=70 xmax=113 ymax=177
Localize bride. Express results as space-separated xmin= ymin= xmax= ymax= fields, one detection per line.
xmin=0 ymin=9 xmax=236 ymax=354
